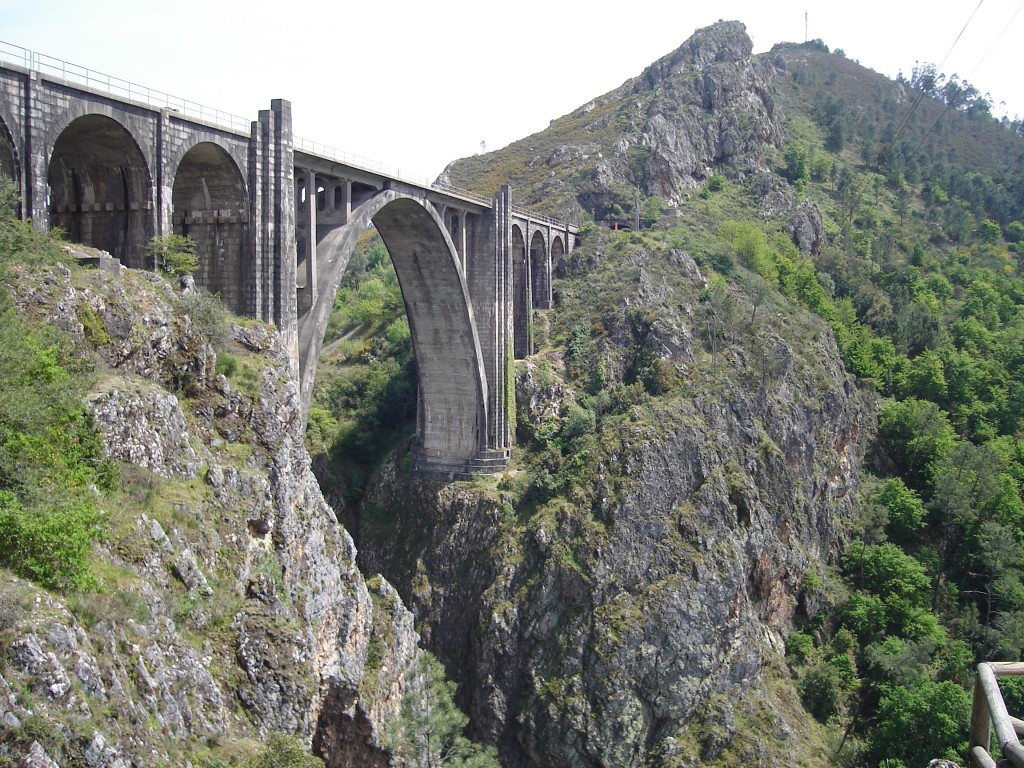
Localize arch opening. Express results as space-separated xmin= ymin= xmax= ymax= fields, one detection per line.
xmin=47 ymin=114 xmax=153 ymax=266
xmin=171 ymin=142 xmax=248 ymax=314
xmin=530 ymin=230 xmax=548 ymax=310
xmin=300 ymin=192 xmax=489 ymax=467
xmin=551 ymin=235 xmax=565 ymax=263
xmin=511 ymin=225 xmax=530 ymax=358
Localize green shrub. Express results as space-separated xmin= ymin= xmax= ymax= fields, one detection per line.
xmin=785 ymin=630 xmax=815 ymax=662
xmin=799 ymin=661 xmax=846 ymax=721
xmin=216 ymin=352 xmax=239 ymax=378
xmin=0 ymin=492 xmax=101 ymax=590
xmin=0 ymin=309 xmax=111 ymax=591
xmin=176 ymin=290 xmax=230 ymax=347
xmin=560 ymin=401 xmax=596 ymax=440
xmin=147 ymin=234 xmax=199 ymax=277
xmin=245 ymin=734 xmax=323 ymax=768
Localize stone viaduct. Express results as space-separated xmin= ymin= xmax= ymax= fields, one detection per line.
xmin=0 ymin=49 xmax=577 ymax=477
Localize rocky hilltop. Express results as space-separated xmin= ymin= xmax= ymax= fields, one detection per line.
xmin=439 ymin=20 xmax=783 ymax=218
xmin=0 ymin=258 xmax=418 ymax=768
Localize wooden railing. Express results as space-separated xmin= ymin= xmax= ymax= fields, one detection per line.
xmin=970 ymin=662 xmax=1024 ymax=767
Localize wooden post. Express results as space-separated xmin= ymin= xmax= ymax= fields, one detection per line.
xmin=976 ymin=663 xmax=1024 ymax=768
xmin=972 ymin=668 xmax=993 ymax=761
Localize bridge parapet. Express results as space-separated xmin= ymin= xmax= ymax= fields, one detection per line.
xmin=0 ymin=40 xmax=251 ymax=134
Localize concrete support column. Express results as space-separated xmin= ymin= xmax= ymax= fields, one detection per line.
xmin=457 ymin=209 xmax=467 ymax=273
xmin=157 ymin=110 xmax=174 ymax=249
xmin=494 ymin=185 xmax=513 ymax=450
xmin=26 ymin=71 xmax=48 ymax=231
xmin=296 ymin=167 xmax=316 ymax=310
xmin=340 ymin=179 xmax=351 ymax=224
xmin=542 ymin=225 xmax=553 ymax=308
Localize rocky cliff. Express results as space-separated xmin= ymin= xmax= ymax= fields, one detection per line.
xmin=357 ymin=230 xmax=872 ymax=766
xmin=0 ymin=258 xmax=418 ymax=768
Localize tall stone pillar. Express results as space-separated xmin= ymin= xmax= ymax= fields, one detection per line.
xmin=251 ymin=99 xmax=297 ymax=374
xmin=457 ymin=209 xmax=468 ymax=272
xmin=26 ymin=71 xmax=48 ymax=231
xmin=492 ymin=185 xmax=513 ymax=451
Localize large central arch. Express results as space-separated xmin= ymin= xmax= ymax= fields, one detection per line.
xmin=297 ymin=189 xmax=489 ymax=465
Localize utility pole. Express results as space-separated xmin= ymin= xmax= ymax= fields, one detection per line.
xmin=634 ymin=186 xmax=641 ymax=231
xmin=805 ymin=11 xmax=808 ymax=43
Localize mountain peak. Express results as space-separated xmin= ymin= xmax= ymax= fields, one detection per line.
xmin=637 ymin=20 xmax=754 ymax=89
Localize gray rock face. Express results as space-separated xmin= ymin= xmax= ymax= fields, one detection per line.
xmin=360 ymin=262 xmax=870 ymax=766
xmin=3 ymin=263 xmax=420 ymax=767
xmin=88 ymin=383 xmax=201 ymax=478
xmin=787 ymin=199 xmax=826 ymax=256
xmin=627 ymin=21 xmax=784 ymax=201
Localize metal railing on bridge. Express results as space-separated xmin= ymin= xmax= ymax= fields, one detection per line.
xmin=969 ymin=662 xmax=1024 ymax=767
xmin=0 ymin=41 xmax=577 ymax=232
xmin=0 ymin=41 xmax=251 ymax=133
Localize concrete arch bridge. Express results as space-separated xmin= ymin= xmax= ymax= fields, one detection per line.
xmin=0 ymin=47 xmax=576 ymax=477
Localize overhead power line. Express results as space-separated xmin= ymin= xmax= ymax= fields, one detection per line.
xmin=909 ymin=0 xmax=1024 ymax=159
xmin=886 ymin=0 xmax=985 ymax=159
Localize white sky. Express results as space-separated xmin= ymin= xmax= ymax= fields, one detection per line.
xmin=2 ymin=0 xmax=1022 ymax=182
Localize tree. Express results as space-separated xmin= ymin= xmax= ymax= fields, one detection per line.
xmin=700 ymin=276 xmax=736 ymax=373
xmin=873 ymin=398 xmax=956 ymax=491
xmin=146 ymin=234 xmax=199 ymax=277
xmin=641 ymin=196 xmax=665 ymax=227
xmin=930 ymin=442 xmax=1006 ymax=610
xmin=895 ymin=186 xmax=909 ymax=226
xmin=1005 ymin=221 xmax=1024 ymax=243
xmin=978 ymin=219 xmax=1002 ymax=245
xmin=910 ymin=61 xmax=943 ymax=96
xmin=743 ymin=273 xmax=771 ymax=327
xmin=875 ymin=478 xmax=927 ymax=544
xmin=783 ymin=142 xmax=809 ymax=184
xmin=385 ymin=653 xmax=499 ymax=768
xmin=870 ymin=679 xmax=969 ymax=766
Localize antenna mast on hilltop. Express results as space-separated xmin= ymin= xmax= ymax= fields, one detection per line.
xmin=805 ymin=11 xmax=808 ymax=43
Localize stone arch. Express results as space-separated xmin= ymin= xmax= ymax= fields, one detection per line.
xmin=298 ymin=190 xmax=488 ymax=462
xmin=511 ymin=224 xmax=529 ymax=358
xmin=530 ymin=229 xmax=548 ymax=309
xmin=170 ymin=142 xmax=248 ymax=314
xmin=551 ymin=234 xmax=565 ymax=264
xmin=47 ymin=114 xmax=153 ymax=266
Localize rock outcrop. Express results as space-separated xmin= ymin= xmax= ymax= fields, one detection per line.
xmin=0 ymin=261 xmax=418 ymax=768
xmin=440 ymin=21 xmax=784 ymax=216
